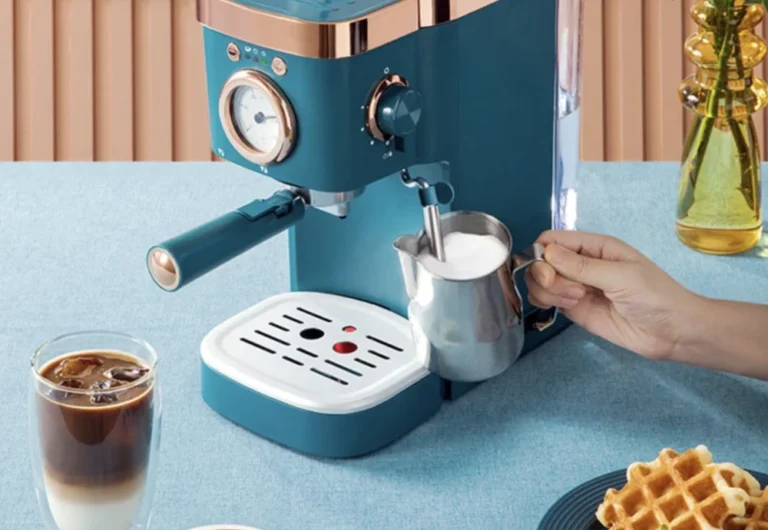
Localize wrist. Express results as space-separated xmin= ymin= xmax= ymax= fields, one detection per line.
xmin=670 ymin=293 xmax=718 ymax=364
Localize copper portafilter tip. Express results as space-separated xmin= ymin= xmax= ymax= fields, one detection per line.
xmin=147 ymin=248 xmax=180 ymax=291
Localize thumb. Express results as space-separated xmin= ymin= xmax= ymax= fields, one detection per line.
xmin=544 ymin=243 xmax=627 ymax=291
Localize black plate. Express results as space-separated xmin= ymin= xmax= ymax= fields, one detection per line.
xmin=538 ymin=469 xmax=768 ymax=530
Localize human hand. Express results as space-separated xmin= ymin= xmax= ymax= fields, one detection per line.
xmin=525 ymin=231 xmax=702 ymax=360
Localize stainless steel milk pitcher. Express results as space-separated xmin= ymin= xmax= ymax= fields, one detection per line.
xmin=394 ymin=211 xmax=558 ymax=382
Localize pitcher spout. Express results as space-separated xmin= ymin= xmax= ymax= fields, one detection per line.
xmin=393 ymin=234 xmax=421 ymax=299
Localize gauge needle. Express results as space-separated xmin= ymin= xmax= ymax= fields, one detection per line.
xmin=254 ymin=112 xmax=277 ymax=125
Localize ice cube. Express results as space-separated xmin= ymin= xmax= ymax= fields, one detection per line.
xmin=89 ymin=380 xmax=119 ymax=404
xmin=54 ymin=356 xmax=103 ymax=378
xmin=90 ymin=393 xmax=118 ymax=405
xmin=91 ymin=380 xmax=114 ymax=391
xmin=107 ymin=367 xmax=149 ymax=383
xmin=47 ymin=379 xmax=85 ymax=401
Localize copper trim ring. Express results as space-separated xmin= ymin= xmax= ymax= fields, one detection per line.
xmin=218 ymin=70 xmax=297 ymax=165
xmin=366 ymin=74 xmax=408 ymax=142
xmin=198 ymin=0 xmax=500 ymax=59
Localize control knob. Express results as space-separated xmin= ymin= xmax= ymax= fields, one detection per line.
xmin=366 ymin=75 xmax=423 ymax=141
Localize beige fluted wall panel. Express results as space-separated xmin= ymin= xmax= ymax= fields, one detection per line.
xmin=581 ymin=0 xmax=767 ymax=161
xmin=0 ymin=0 xmax=213 ymax=161
xmin=0 ymin=1 xmax=15 ymax=161
xmin=56 ymin=0 xmax=94 ymax=160
xmin=1 ymin=0 xmax=767 ymax=162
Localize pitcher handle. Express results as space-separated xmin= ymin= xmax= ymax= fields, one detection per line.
xmin=511 ymin=243 xmax=558 ymax=332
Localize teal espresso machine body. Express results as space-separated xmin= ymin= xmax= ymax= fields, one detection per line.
xmin=147 ymin=0 xmax=569 ymax=457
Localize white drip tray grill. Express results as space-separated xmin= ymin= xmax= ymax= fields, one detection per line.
xmin=201 ymin=292 xmax=429 ymax=414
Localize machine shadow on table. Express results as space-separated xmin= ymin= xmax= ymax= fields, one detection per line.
xmin=347 ymin=326 xmax=768 ymax=480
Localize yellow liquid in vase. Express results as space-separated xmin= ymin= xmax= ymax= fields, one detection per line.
xmin=676 ymin=116 xmax=763 ymax=254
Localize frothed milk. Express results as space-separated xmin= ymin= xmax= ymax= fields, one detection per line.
xmin=418 ymin=232 xmax=508 ymax=280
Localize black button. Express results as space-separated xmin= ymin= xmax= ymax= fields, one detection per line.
xmin=300 ymin=328 xmax=324 ymax=340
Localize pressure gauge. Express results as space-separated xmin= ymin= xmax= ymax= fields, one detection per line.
xmin=219 ymin=70 xmax=296 ymax=165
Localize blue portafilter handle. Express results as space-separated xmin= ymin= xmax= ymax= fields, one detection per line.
xmin=147 ymin=190 xmax=305 ymax=291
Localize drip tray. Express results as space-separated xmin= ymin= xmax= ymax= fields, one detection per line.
xmin=201 ymin=292 xmax=429 ymax=415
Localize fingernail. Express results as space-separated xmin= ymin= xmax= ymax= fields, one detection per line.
xmin=533 ymin=265 xmax=552 ymax=287
xmin=546 ymin=245 xmax=564 ymax=265
xmin=566 ymin=286 xmax=585 ymax=299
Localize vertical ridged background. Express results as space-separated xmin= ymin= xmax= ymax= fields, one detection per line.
xmin=0 ymin=0 xmax=766 ymax=162
xmin=582 ymin=0 xmax=766 ymax=161
xmin=0 ymin=0 xmax=213 ymax=161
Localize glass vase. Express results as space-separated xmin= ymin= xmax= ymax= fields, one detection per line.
xmin=677 ymin=0 xmax=767 ymax=254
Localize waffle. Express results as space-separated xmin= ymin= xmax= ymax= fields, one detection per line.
xmin=725 ymin=488 xmax=768 ymax=530
xmin=596 ymin=446 xmax=761 ymax=530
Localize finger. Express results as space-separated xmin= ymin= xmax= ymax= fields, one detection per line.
xmin=526 ymin=265 xmax=586 ymax=299
xmin=527 ymin=292 xmax=552 ymax=310
xmin=536 ymin=230 xmax=642 ymax=262
xmin=528 ymin=261 xmax=556 ymax=289
xmin=527 ymin=280 xmax=579 ymax=309
xmin=543 ymin=243 xmax=630 ymax=292
xmin=529 ymin=292 xmax=579 ymax=310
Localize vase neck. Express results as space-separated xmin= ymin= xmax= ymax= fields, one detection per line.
xmin=692 ymin=1 xmax=764 ymax=32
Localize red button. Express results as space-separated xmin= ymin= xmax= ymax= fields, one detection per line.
xmin=333 ymin=342 xmax=358 ymax=354
xmin=342 ymin=326 xmax=357 ymax=333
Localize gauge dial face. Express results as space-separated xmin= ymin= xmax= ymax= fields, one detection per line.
xmin=219 ymin=69 xmax=296 ymax=165
xmin=231 ymin=85 xmax=281 ymax=154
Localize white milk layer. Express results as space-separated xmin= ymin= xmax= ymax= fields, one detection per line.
xmin=418 ymin=232 xmax=509 ymax=280
xmin=44 ymin=471 xmax=147 ymax=530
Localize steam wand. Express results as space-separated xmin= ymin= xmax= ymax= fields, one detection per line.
xmin=400 ymin=169 xmax=454 ymax=262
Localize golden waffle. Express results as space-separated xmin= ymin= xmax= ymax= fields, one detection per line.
xmin=725 ymin=488 xmax=768 ymax=530
xmin=596 ymin=446 xmax=761 ymax=530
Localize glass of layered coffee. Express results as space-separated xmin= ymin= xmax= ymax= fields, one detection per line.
xmin=29 ymin=331 xmax=161 ymax=530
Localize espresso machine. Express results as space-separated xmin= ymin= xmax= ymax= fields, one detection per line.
xmin=147 ymin=0 xmax=570 ymax=458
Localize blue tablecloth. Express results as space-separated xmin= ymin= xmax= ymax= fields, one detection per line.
xmin=1 ymin=162 xmax=767 ymax=530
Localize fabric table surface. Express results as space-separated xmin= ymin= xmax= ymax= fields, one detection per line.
xmin=1 ymin=162 xmax=766 ymax=530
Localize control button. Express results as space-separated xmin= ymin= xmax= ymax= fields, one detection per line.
xmin=333 ymin=342 xmax=358 ymax=354
xmin=227 ymin=43 xmax=240 ymax=62
xmin=342 ymin=326 xmax=357 ymax=333
xmin=300 ymin=328 xmax=325 ymax=340
xmin=376 ymin=85 xmax=422 ymax=139
xmin=272 ymin=57 xmax=287 ymax=76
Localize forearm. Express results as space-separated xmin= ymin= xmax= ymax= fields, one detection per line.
xmin=674 ymin=296 xmax=768 ymax=380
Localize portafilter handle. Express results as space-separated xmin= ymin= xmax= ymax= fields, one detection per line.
xmin=147 ymin=190 xmax=305 ymax=292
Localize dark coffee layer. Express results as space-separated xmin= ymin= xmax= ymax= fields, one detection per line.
xmin=38 ymin=352 xmax=154 ymax=488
